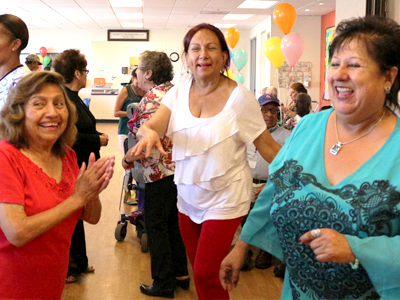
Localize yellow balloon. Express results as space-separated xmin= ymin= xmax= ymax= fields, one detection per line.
xmin=37 ymin=54 xmax=44 ymax=63
xmin=224 ymin=70 xmax=235 ymax=79
xmin=264 ymin=37 xmax=285 ymax=69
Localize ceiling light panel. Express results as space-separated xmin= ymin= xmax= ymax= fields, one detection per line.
xmin=237 ymin=1 xmax=278 ymax=9
xmin=109 ymin=0 xmax=142 ymax=7
xmin=121 ymin=22 xmax=143 ymax=28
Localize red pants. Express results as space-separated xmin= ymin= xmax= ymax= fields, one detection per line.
xmin=179 ymin=213 xmax=243 ymax=300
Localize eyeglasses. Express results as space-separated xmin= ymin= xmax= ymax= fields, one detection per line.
xmin=261 ymin=107 xmax=279 ymax=114
xmin=81 ymin=69 xmax=89 ymax=74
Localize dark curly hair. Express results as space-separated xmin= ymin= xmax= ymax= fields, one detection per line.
xmin=183 ymin=23 xmax=230 ymax=72
xmin=329 ymin=16 xmax=400 ymax=109
xmin=0 ymin=14 xmax=29 ymax=53
xmin=0 ymin=71 xmax=77 ymax=157
xmin=53 ymin=49 xmax=87 ymax=84
xmin=138 ymin=51 xmax=173 ymax=85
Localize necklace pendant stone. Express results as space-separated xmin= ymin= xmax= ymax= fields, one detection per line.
xmin=330 ymin=143 xmax=342 ymax=155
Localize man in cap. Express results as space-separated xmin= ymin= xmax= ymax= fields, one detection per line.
xmin=25 ymin=54 xmax=42 ymax=71
xmin=246 ymin=93 xmax=291 ymax=273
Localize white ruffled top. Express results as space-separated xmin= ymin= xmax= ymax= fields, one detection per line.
xmin=162 ymin=78 xmax=266 ymax=223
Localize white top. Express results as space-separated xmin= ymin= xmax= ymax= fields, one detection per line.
xmin=162 ymin=78 xmax=266 ymax=223
xmin=0 ymin=65 xmax=30 ymax=112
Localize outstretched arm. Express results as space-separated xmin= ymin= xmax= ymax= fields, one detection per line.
xmin=130 ymin=103 xmax=172 ymax=158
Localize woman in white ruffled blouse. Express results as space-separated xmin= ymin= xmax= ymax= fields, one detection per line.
xmin=129 ymin=23 xmax=281 ymax=300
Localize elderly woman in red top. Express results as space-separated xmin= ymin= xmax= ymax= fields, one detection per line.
xmin=123 ymin=50 xmax=189 ymax=299
xmin=0 ymin=71 xmax=114 ymax=300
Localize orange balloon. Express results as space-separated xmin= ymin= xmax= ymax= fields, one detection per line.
xmin=273 ymin=3 xmax=297 ymax=35
xmin=224 ymin=27 xmax=240 ymax=49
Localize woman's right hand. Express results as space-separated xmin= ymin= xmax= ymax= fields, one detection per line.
xmin=131 ymin=125 xmax=167 ymax=158
xmin=219 ymin=239 xmax=249 ymax=291
xmin=73 ymin=153 xmax=114 ymax=205
xmin=99 ymin=133 xmax=109 ymax=147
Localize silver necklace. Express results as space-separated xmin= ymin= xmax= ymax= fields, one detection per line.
xmin=330 ymin=109 xmax=386 ymax=155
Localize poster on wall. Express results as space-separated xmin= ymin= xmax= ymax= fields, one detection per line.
xmin=278 ymin=61 xmax=312 ymax=88
xmin=324 ymin=26 xmax=335 ymax=100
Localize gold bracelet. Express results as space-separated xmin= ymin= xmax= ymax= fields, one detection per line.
xmin=123 ymin=157 xmax=133 ymax=165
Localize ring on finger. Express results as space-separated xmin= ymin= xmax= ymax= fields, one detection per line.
xmin=311 ymin=228 xmax=321 ymax=238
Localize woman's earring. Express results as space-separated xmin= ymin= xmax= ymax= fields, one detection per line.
xmin=385 ymin=86 xmax=391 ymax=94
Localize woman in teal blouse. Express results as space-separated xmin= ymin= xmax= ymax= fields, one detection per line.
xmin=114 ymin=68 xmax=144 ymax=152
xmin=220 ymin=16 xmax=400 ymax=299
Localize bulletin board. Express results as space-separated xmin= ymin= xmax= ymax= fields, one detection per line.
xmin=278 ymin=61 xmax=312 ymax=88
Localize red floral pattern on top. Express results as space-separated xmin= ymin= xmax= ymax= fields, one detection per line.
xmin=127 ymin=82 xmax=175 ymax=183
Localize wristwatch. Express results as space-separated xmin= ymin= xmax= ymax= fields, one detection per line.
xmin=123 ymin=157 xmax=133 ymax=165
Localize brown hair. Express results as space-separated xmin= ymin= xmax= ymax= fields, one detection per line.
xmin=139 ymin=51 xmax=174 ymax=85
xmin=0 ymin=71 xmax=77 ymax=157
xmin=183 ymin=23 xmax=230 ymax=72
xmin=290 ymin=82 xmax=308 ymax=94
xmin=53 ymin=49 xmax=87 ymax=84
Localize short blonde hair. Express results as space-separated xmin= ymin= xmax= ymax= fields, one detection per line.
xmin=0 ymin=71 xmax=77 ymax=157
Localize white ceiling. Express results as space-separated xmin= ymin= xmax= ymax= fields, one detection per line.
xmin=0 ymin=0 xmax=335 ymax=30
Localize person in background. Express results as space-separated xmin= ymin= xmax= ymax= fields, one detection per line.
xmin=261 ymin=86 xmax=267 ymax=95
xmin=123 ymin=50 xmax=189 ymax=299
xmin=266 ymin=86 xmax=278 ymax=98
xmin=128 ymin=23 xmax=281 ymax=300
xmin=248 ymin=94 xmax=291 ymax=274
xmin=221 ymin=16 xmax=400 ymax=299
xmin=0 ymin=14 xmax=30 ymax=112
xmin=25 ymin=53 xmax=42 ymax=72
xmin=285 ymin=82 xmax=307 ymax=120
xmin=114 ymin=68 xmax=145 ymax=152
xmin=284 ymin=93 xmax=312 ymax=130
xmin=53 ymin=49 xmax=110 ymax=283
xmin=0 ymin=71 xmax=114 ymax=300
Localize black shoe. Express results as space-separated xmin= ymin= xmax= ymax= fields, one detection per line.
xmin=255 ymin=250 xmax=272 ymax=269
xmin=176 ymin=278 xmax=190 ymax=290
xmin=140 ymin=284 xmax=175 ymax=298
xmin=273 ymin=262 xmax=286 ymax=278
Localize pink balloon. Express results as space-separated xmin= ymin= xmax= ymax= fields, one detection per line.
xmin=281 ymin=33 xmax=305 ymax=68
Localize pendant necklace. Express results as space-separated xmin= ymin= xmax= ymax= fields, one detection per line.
xmin=330 ymin=109 xmax=386 ymax=155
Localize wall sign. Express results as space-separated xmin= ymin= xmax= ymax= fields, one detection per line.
xmin=107 ymin=30 xmax=149 ymax=41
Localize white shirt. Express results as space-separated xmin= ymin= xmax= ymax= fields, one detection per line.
xmin=0 ymin=65 xmax=30 ymax=112
xmin=162 ymin=78 xmax=266 ymax=223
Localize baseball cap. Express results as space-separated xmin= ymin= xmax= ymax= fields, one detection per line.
xmin=258 ymin=94 xmax=280 ymax=106
xmin=25 ymin=54 xmax=43 ymax=65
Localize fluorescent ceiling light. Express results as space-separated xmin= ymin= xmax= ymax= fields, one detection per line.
xmin=223 ymin=14 xmax=253 ymax=20
xmin=319 ymin=2 xmax=325 ymax=5
xmin=305 ymin=9 xmax=310 ymax=11
xmin=238 ymin=1 xmax=278 ymax=9
xmin=121 ymin=22 xmax=143 ymax=28
xmin=110 ymin=0 xmax=142 ymax=8
xmin=214 ymin=23 xmax=237 ymax=28
xmin=116 ymin=13 xmax=143 ymax=19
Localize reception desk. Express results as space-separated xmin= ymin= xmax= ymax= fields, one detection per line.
xmin=78 ymin=85 xmax=120 ymax=121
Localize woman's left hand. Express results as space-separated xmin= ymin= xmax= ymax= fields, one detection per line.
xmin=299 ymin=228 xmax=357 ymax=264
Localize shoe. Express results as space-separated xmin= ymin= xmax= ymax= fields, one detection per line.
xmin=176 ymin=278 xmax=190 ymax=290
xmin=255 ymin=250 xmax=272 ymax=269
xmin=273 ymin=261 xmax=286 ymax=278
xmin=66 ymin=275 xmax=78 ymax=284
xmin=241 ymin=249 xmax=254 ymax=271
xmin=140 ymin=284 xmax=175 ymax=298
xmin=82 ymin=266 xmax=95 ymax=273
